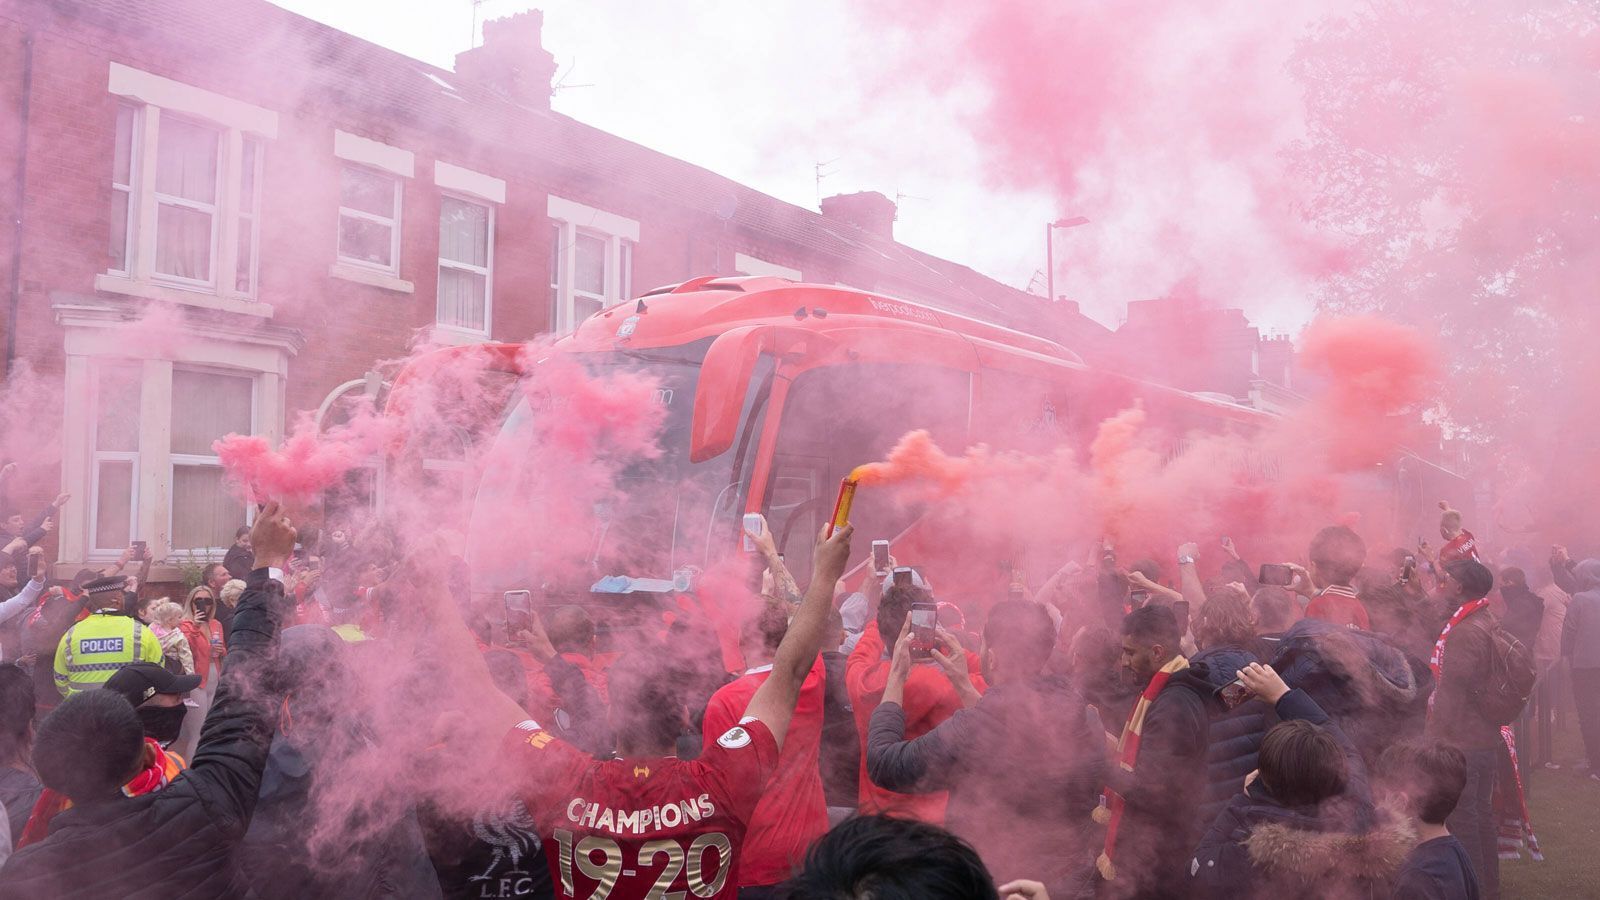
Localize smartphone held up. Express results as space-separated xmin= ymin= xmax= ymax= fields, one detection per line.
xmin=1258 ymin=563 xmax=1295 ymax=587
xmin=909 ymin=600 xmax=938 ymax=660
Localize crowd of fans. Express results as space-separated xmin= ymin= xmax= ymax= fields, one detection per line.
xmin=0 ymin=472 xmax=1591 ymax=900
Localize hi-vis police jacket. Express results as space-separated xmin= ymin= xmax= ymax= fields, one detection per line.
xmin=54 ymin=611 xmax=163 ymax=697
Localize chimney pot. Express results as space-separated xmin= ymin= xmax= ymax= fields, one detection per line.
xmin=455 ymin=11 xmax=558 ymax=109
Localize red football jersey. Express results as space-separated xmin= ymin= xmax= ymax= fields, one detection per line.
xmin=701 ymin=659 xmax=828 ymax=887
xmin=503 ymin=716 xmax=779 ymax=900
xmin=1440 ymin=530 xmax=1481 ymax=565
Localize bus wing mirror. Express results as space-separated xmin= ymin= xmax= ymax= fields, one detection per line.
xmin=690 ymin=326 xmax=772 ymax=463
xmin=691 ymin=325 xmax=833 ymax=462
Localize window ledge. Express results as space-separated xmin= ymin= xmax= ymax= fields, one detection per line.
xmin=428 ymin=325 xmax=490 ymax=346
xmin=95 ymin=273 xmax=274 ymax=317
xmin=330 ymin=262 xmax=414 ymax=294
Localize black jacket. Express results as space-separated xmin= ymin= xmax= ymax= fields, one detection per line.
xmin=0 ymin=569 xmax=286 ymax=899
xmin=1190 ymin=689 xmax=1412 ymax=900
xmin=1189 ymin=646 xmax=1272 ymax=830
xmin=223 ymin=544 xmax=255 ymax=581
xmin=867 ymin=673 xmax=1105 ymax=898
xmin=1103 ymin=664 xmax=1215 ymax=900
xmin=818 ymin=650 xmax=860 ymax=808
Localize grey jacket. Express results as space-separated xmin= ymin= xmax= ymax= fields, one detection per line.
xmin=1561 ymin=560 xmax=1600 ymax=669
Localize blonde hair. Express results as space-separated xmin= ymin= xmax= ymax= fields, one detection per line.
xmin=147 ymin=599 xmax=184 ymax=629
xmin=220 ymin=578 xmax=247 ymax=607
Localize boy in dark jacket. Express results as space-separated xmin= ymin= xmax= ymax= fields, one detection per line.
xmin=867 ymin=600 xmax=1105 ymax=897
xmin=1377 ymin=741 xmax=1481 ymax=900
xmin=1192 ymin=663 xmax=1412 ymax=900
xmin=0 ymin=503 xmax=296 ymax=900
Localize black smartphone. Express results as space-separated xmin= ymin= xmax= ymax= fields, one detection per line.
xmin=503 ymin=590 xmax=533 ymax=635
xmin=1258 ymin=563 xmax=1295 ymax=587
xmin=1128 ymin=589 xmax=1151 ymax=607
xmin=872 ymin=540 xmax=891 ymax=575
xmin=1172 ymin=599 xmax=1191 ymax=635
xmin=909 ymin=601 xmax=938 ymax=659
xmin=1216 ymin=678 xmax=1253 ymax=711
xmin=130 ymin=540 xmax=147 ymax=561
xmin=892 ymin=566 xmax=914 ymax=588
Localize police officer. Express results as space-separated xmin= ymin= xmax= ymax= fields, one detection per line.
xmin=54 ymin=576 xmax=162 ymax=697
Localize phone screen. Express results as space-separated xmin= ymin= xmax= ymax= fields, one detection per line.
xmin=1258 ymin=564 xmax=1295 ymax=587
xmin=909 ymin=603 xmax=937 ymax=658
xmin=892 ymin=567 xmax=913 ymax=587
xmin=1217 ymin=679 xmax=1253 ymax=710
xmin=872 ymin=541 xmax=890 ymax=574
xmin=503 ymin=590 xmax=533 ymax=633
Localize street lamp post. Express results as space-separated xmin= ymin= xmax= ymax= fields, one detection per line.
xmin=1045 ymin=216 xmax=1090 ymax=302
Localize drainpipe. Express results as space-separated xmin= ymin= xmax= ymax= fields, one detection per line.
xmin=5 ymin=30 xmax=36 ymax=376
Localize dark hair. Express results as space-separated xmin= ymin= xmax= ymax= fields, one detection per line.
xmin=742 ymin=600 xmax=790 ymax=656
xmin=1378 ymin=740 xmax=1467 ymax=825
xmin=201 ymin=563 xmax=227 ymax=583
xmin=778 ymin=814 xmax=998 ymax=900
xmin=0 ymin=666 xmax=35 ymax=761
xmin=235 ymin=526 xmax=252 ymax=539
xmin=1070 ymin=625 xmax=1119 ymax=673
xmin=877 ymin=584 xmax=931 ymax=643
xmin=607 ymin=649 xmax=687 ymax=753
xmin=1121 ymin=604 xmax=1180 ymax=648
xmin=545 ymin=605 xmax=596 ymax=654
xmin=1309 ymin=525 xmax=1367 ymax=585
xmin=1195 ymin=589 xmax=1256 ymax=650
xmin=1258 ymin=719 xmax=1348 ymax=807
xmin=1128 ymin=558 xmax=1162 ymax=584
xmin=982 ymin=600 xmax=1056 ymax=673
xmin=33 ymin=690 xmax=145 ymax=801
xmin=1250 ymin=586 xmax=1300 ymax=632
xmin=1443 ymin=559 xmax=1494 ymax=600
xmin=1499 ymin=567 xmax=1527 ymax=592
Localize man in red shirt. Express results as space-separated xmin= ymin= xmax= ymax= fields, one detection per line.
xmin=701 ymin=602 xmax=829 ymax=894
xmin=1295 ymin=525 xmax=1372 ymax=630
xmin=431 ymin=524 xmax=853 ymax=900
xmin=1435 ymin=502 xmax=1482 ymax=565
xmin=846 ymin=579 xmax=984 ymax=823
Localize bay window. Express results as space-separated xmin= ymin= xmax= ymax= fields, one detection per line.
xmin=169 ymin=370 xmax=254 ymax=553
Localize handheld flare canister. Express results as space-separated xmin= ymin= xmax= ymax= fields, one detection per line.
xmin=829 ymin=467 xmax=871 ymax=536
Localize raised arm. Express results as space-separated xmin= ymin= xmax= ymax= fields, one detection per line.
xmin=187 ymin=502 xmax=293 ymax=829
xmin=751 ymin=515 xmax=803 ymax=607
xmin=1177 ymin=542 xmax=1207 ymax=608
xmin=741 ymin=523 xmax=853 ymax=751
xmin=0 ymin=550 xmax=45 ymax=627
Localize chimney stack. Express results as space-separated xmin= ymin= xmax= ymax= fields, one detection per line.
xmin=820 ymin=191 xmax=896 ymax=241
xmin=454 ymin=11 xmax=558 ymax=109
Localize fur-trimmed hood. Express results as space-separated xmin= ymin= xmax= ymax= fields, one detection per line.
xmin=1243 ymin=808 xmax=1416 ymax=884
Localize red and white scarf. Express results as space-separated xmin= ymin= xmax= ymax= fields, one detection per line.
xmin=18 ymin=738 xmax=184 ymax=847
xmin=1094 ymin=654 xmax=1188 ymax=881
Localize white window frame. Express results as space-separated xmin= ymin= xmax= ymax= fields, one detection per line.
xmin=235 ymin=137 xmax=263 ymax=296
xmin=167 ymin=366 xmax=258 ymax=557
xmin=148 ymin=113 xmax=223 ymax=291
xmin=109 ymin=103 xmax=139 ymax=277
xmin=88 ymin=361 xmax=140 ymax=555
xmin=336 ymin=164 xmax=403 ymax=276
xmin=100 ymin=63 xmax=277 ymax=312
xmin=435 ymin=194 xmax=495 ymax=336
xmin=548 ymin=195 xmax=640 ymax=334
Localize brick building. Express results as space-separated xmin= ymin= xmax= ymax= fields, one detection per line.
xmin=0 ymin=0 xmax=1106 ymax=578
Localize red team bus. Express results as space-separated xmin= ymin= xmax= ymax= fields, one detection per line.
xmin=383 ymin=275 xmax=1469 ymax=612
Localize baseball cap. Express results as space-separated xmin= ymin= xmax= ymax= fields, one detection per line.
xmin=103 ymin=662 xmax=201 ymax=708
